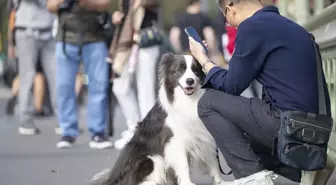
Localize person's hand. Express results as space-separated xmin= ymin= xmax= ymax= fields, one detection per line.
xmin=112 ymin=11 xmax=125 ymax=25
xmin=188 ymin=37 xmax=209 ymax=65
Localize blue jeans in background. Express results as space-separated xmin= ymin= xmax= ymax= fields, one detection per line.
xmin=56 ymin=42 xmax=109 ymax=137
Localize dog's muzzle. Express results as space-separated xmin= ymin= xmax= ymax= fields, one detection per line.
xmin=178 ymin=83 xmax=195 ymax=96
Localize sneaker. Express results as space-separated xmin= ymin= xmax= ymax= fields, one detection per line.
xmin=18 ymin=122 xmax=39 ymax=135
xmin=120 ymin=129 xmax=134 ymax=138
xmin=57 ymin=136 xmax=76 ymax=148
xmin=115 ymin=130 xmax=134 ymax=150
xmin=89 ymin=134 xmax=113 ymax=149
xmin=300 ymin=155 xmax=335 ymax=185
xmin=225 ymin=170 xmax=277 ymax=185
xmin=34 ymin=111 xmax=45 ymax=117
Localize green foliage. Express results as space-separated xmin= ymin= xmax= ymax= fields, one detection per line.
xmin=0 ymin=0 xmax=9 ymax=54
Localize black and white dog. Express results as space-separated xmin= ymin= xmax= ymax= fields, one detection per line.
xmin=91 ymin=53 xmax=228 ymax=185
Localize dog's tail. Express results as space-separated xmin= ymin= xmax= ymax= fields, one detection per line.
xmin=216 ymin=148 xmax=232 ymax=176
xmin=90 ymin=168 xmax=112 ymax=185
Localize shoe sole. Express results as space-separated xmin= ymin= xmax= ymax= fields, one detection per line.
xmin=57 ymin=141 xmax=73 ymax=149
xmin=89 ymin=142 xmax=113 ymax=149
xmin=18 ymin=127 xmax=37 ymax=135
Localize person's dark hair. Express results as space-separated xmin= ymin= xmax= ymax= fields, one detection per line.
xmin=217 ymin=0 xmax=262 ymax=9
xmin=188 ymin=0 xmax=200 ymax=5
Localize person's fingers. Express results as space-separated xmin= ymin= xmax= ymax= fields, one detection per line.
xmin=203 ymin=40 xmax=208 ymax=48
xmin=188 ymin=36 xmax=196 ymax=43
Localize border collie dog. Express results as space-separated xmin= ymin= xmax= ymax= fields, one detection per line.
xmin=92 ymin=53 xmax=227 ymax=185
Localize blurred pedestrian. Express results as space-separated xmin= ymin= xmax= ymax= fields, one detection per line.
xmin=11 ymin=0 xmax=57 ymax=135
xmin=110 ymin=0 xmax=161 ymax=150
xmin=48 ymin=0 xmax=112 ymax=149
xmin=169 ymin=0 xmax=216 ymax=55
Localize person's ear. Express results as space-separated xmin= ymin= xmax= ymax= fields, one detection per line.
xmin=227 ymin=6 xmax=236 ymax=19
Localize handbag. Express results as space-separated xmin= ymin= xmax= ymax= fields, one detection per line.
xmin=271 ymin=34 xmax=333 ymax=171
xmin=136 ymin=21 xmax=163 ymax=48
xmin=2 ymin=58 xmax=18 ymax=88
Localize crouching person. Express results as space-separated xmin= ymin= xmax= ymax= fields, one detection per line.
xmin=47 ymin=0 xmax=112 ymax=149
xmin=189 ymin=0 xmax=334 ymax=185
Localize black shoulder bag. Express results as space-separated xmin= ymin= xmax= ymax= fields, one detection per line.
xmin=273 ymin=34 xmax=333 ymax=171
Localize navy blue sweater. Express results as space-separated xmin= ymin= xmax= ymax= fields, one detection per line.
xmin=203 ymin=6 xmax=331 ymax=115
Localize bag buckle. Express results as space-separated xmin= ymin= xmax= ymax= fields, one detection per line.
xmin=302 ymin=128 xmax=315 ymax=139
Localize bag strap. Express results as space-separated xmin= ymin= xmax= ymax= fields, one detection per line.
xmin=310 ymin=34 xmax=327 ymax=115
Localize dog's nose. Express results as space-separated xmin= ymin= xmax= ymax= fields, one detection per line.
xmin=186 ymin=78 xmax=195 ymax=86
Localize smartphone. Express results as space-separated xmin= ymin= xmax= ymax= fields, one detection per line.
xmin=184 ymin=26 xmax=208 ymax=54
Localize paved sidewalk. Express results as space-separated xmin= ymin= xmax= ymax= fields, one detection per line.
xmin=0 ymin=87 xmax=335 ymax=185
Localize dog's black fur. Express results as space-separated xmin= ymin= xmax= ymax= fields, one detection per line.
xmin=92 ymin=53 xmax=208 ymax=185
xmin=99 ymin=102 xmax=175 ymax=185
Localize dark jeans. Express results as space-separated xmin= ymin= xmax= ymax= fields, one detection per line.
xmin=198 ymin=89 xmax=301 ymax=182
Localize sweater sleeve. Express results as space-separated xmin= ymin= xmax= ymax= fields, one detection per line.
xmin=202 ymin=20 xmax=266 ymax=95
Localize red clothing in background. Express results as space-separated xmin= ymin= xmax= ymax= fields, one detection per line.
xmin=225 ymin=25 xmax=237 ymax=55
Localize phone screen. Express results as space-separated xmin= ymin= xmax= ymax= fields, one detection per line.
xmin=184 ymin=26 xmax=208 ymax=54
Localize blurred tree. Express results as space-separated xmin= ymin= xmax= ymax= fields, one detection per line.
xmin=0 ymin=0 xmax=9 ymax=56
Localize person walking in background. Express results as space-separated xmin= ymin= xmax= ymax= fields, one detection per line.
xmin=169 ymin=0 xmax=217 ymax=54
xmin=11 ymin=0 xmax=57 ymax=135
xmin=48 ymin=0 xmax=112 ymax=149
xmin=110 ymin=0 xmax=161 ymax=150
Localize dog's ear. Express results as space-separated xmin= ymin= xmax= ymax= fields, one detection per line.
xmin=158 ymin=52 xmax=175 ymax=78
xmin=159 ymin=52 xmax=175 ymax=69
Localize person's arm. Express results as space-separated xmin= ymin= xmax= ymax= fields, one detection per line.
xmin=190 ymin=20 xmax=267 ymax=95
xmin=79 ymin=0 xmax=111 ymax=12
xmin=7 ymin=3 xmax=15 ymax=58
xmin=7 ymin=23 xmax=15 ymax=58
xmin=47 ymin=0 xmax=65 ymax=13
xmin=169 ymin=26 xmax=182 ymax=53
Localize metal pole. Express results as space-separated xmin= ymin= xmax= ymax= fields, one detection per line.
xmin=278 ymin=0 xmax=289 ymax=18
xmin=295 ymin=0 xmax=310 ymax=25
xmin=315 ymin=0 xmax=325 ymax=15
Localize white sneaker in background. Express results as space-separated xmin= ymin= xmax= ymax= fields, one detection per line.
xmin=114 ymin=129 xmax=134 ymax=150
xmin=120 ymin=129 xmax=134 ymax=138
xmin=224 ymin=170 xmax=277 ymax=185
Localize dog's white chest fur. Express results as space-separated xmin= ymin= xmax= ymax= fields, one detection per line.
xmin=158 ymin=87 xmax=219 ymax=183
